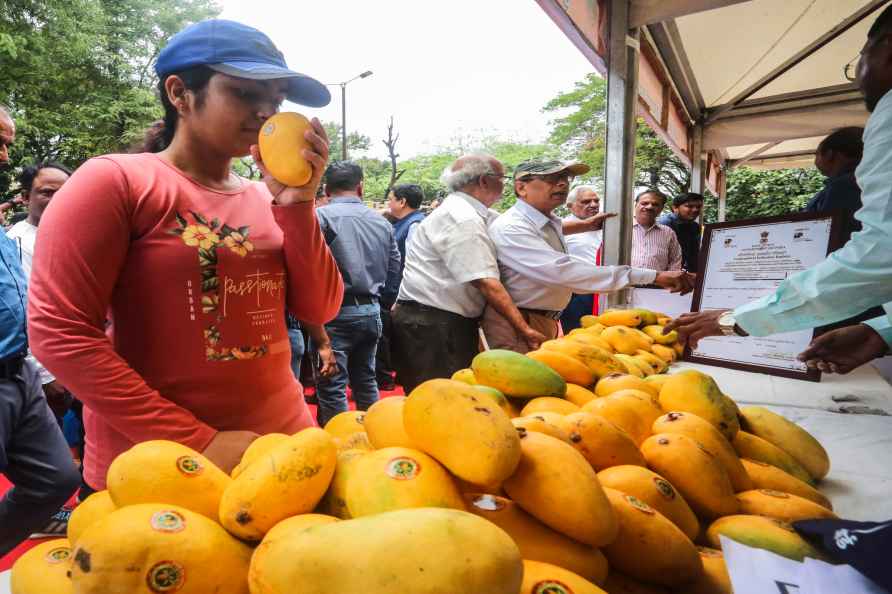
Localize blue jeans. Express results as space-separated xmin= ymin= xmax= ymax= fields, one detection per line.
xmin=288 ymin=326 xmax=305 ymax=379
xmin=316 ymin=303 xmax=382 ymax=426
xmin=560 ymin=293 xmax=595 ymax=333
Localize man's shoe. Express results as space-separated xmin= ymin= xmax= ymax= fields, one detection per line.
xmin=29 ymin=507 xmax=72 ymax=539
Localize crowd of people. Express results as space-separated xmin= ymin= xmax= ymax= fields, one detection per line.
xmin=2 ymin=5 xmax=892 ymax=559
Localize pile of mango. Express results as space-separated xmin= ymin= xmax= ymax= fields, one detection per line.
xmin=11 ymin=308 xmax=835 ymax=594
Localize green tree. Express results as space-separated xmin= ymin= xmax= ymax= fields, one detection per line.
xmin=323 ymin=121 xmax=371 ymax=162
xmin=703 ymin=167 xmax=824 ymax=223
xmin=0 ymin=0 xmax=219 ymax=201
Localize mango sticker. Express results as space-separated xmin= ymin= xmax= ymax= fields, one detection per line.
xmin=45 ymin=547 xmax=71 ymax=564
xmin=146 ymin=560 xmax=186 ymax=593
xmin=386 ymin=457 xmax=421 ymax=480
xmin=472 ymin=494 xmax=505 ymax=512
xmin=150 ymin=510 xmax=186 ymax=534
xmin=533 ymin=581 xmax=574 ymax=594
xmin=653 ymin=476 xmax=676 ymax=500
xmin=760 ymin=489 xmax=790 ymax=499
xmin=175 ymin=456 xmax=204 ymax=477
xmin=626 ymin=495 xmax=655 ymax=515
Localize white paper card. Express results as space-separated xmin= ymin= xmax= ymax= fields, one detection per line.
xmin=721 ymin=536 xmax=806 ymax=594
xmin=801 ymin=557 xmax=887 ymax=594
xmin=0 ymin=570 xmax=10 ymax=594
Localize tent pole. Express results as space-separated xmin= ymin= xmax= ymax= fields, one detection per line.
xmin=717 ymin=166 xmax=728 ymax=222
xmin=690 ymin=124 xmax=705 ymax=195
xmin=603 ymin=0 xmax=641 ymax=309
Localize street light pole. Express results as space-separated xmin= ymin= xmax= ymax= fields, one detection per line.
xmin=329 ymin=70 xmax=373 ymax=162
xmin=341 ymin=83 xmax=347 ymax=161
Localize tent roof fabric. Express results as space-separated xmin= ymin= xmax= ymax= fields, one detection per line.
xmin=668 ymin=0 xmax=886 ymax=168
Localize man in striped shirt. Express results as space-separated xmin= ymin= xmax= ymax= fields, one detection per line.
xmin=631 ymin=189 xmax=683 ymax=272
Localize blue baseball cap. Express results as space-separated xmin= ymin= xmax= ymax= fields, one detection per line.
xmin=155 ymin=19 xmax=331 ymax=108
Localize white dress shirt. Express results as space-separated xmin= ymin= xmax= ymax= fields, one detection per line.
xmin=489 ymin=200 xmax=657 ymax=311
xmin=6 ymin=220 xmax=37 ymax=277
xmin=563 ymin=213 xmax=603 ymax=262
xmin=398 ymin=192 xmax=500 ymax=318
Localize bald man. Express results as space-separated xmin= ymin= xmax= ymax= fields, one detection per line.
xmin=392 ymin=154 xmax=545 ymax=393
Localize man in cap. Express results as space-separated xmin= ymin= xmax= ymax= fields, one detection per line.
xmin=392 ymin=154 xmax=546 ymax=393
xmin=484 ymin=160 xmax=694 ymax=353
xmin=667 ymin=4 xmax=892 ymax=377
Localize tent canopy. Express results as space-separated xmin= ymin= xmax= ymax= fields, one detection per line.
xmin=538 ymin=0 xmax=887 ymax=181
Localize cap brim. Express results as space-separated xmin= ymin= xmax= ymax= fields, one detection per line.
xmin=563 ymin=162 xmax=591 ymax=176
xmin=516 ymin=161 xmax=592 ymax=179
xmin=208 ymin=62 xmax=331 ymax=108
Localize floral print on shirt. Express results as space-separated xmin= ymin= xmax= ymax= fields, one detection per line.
xmin=168 ymin=211 xmax=268 ymax=362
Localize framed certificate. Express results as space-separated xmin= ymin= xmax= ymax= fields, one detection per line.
xmin=686 ymin=212 xmax=843 ymax=381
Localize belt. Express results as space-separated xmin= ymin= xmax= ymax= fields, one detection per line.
xmin=0 ymin=352 xmax=25 ymax=380
xmin=342 ymin=293 xmax=376 ymax=306
xmin=521 ymin=307 xmax=562 ymax=321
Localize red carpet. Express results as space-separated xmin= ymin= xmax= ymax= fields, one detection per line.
xmin=0 ymin=387 xmax=404 ymax=572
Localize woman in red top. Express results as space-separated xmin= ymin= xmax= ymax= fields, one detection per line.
xmin=27 ymin=20 xmax=344 ymax=491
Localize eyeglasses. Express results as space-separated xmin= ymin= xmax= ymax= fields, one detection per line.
xmin=844 ymin=55 xmax=860 ymax=82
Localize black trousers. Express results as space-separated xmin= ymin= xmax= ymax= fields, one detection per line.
xmin=391 ymin=301 xmax=480 ymax=395
xmin=0 ymin=360 xmax=81 ymax=556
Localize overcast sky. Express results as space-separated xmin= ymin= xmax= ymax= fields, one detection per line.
xmin=220 ymin=0 xmax=595 ymax=159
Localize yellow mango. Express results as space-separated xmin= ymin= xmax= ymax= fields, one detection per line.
xmin=631 ymin=355 xmax=658 ymax=376
xmin=67 ymin=490 xmax=116 ymax=548
xmin=633 ymin=309 xmax=660 ymax=326
xmin=219 ymin=428 xmax=337 ymax=540
xmin=736 ymin=489 xmax=837 ymax=523
xmin=740 ymin=459 xmax=832 ymax=509
xmin=613 ymin=354 xmax=648 ymax=377
xmin=705 ymin=514 xmax=824 ymax=562
xmin=521 ymin=396 xmax=580 ymax=417
xmin=628 ymin=327 xmax=656 ymax=346
xmin=542 ymin=339 xmax=626 ymax=378
xmin=473 ymin=385 xmax=521 ymax=417
xmin=599 ymin=309 xmax=643 ymax=327
xmin=634 ymin=350 xmax=668 ymax=374
xmin=502 ymin=431 xmax=618 ymax=547
xmin=641 ymin=433 xmax=738 ymax=519
xmin=568 ymin=331 xmax=616 ymax=353
xmin=333 ymin=431 xmax=373 ymax=452
xmin=472 ymin=349 xmax=567 ymax=398
xmin=657 ymin=316 xmax=672 ymax=325
xmin=642 ymin=325 xmax=678 ymax=345
xmin=260 ymin=513 xmax=339 ymax=544
xmin=564 ymin=383 xmax=597 ymax=406
xmin=258 ymin=112 xmax=313 ymax=186
xmin=603 ymin=326 xmax=652 ymax=354
xmin=673 ymin=342 xmax=685 ymax=356
xmin=71 ymin=504 xmax=252 ymax=594
xmin=318 ymin=448 xmax=366 ymax=519
xmin=527 ymin=349 xmax=596 ymax=387
xmin=649 ymin=343 xmax=677 ymax=363
xmin=11 ymin=539 xmax=74 ymax=594
xmin=585 ymin=323 xmax=607 ymax=335
xmin=106 ymin=440 xmax=230 ymax=521
xmin=523 ymin=410 xmax=565 ymax=425
xmin=323 ymin=410 xmax=366 ymax=439
xmin=602 ymin=572 xmax=671 ymax=594
xmin=465 ymin=493 xmax=608 ymax=583
xmin=652 ymin=411 xmax=752 ymax=492
xmin=643 ymin=373 xmax=671 ymax=392
xmin=450 ymin=367 xmax=478 ymax=384
xmin=557 ymin=412 xmax=647 ymax=470
xmin=403 ymin=379 xmax=521 ymax=487
xmin=597 ymin=465 xmax=699 ymax=540
xmin=739 ymin=406 xmax=830 ymax=481
xmin=659 ymin=370 xmax=740 ymax=441
xmin=582 ymin=390 xmax=662 ymax=445
xmin=512 ymin=416 xmax=571 ymax=443
xmin=248 ymin=508 xmax=523 ymax=594
xmin=580 ymin=314 xmax=601 ymax=328
xmin=345 ymin=446 xmax=464 ymax=517
xmin=732 ymin=431 xmax=815 ymax=486
xmin=595 ymin=373 xmax=660 ymax=399
xmin=602 ymin=488 xmax=703 ymax=587
xmin=232 ymin=433 xmax=290 ymax=478
xmin=689 ymin=547 xmax=733 ymax=594
xmin=364 ymin=396 xmax=413 ymax=448
xmin=520 ymin=560 xmax=607 ymax=594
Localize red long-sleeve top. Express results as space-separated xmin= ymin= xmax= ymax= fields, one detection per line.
xmin=28 ymin=153 xmax=343 ymax=489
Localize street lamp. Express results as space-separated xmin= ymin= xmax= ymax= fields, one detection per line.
xmin=328 ymin=70 xmax=373 ymax=161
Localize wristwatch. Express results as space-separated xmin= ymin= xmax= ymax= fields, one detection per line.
xmin=717 ymin=311 xmax=748 ymax=337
